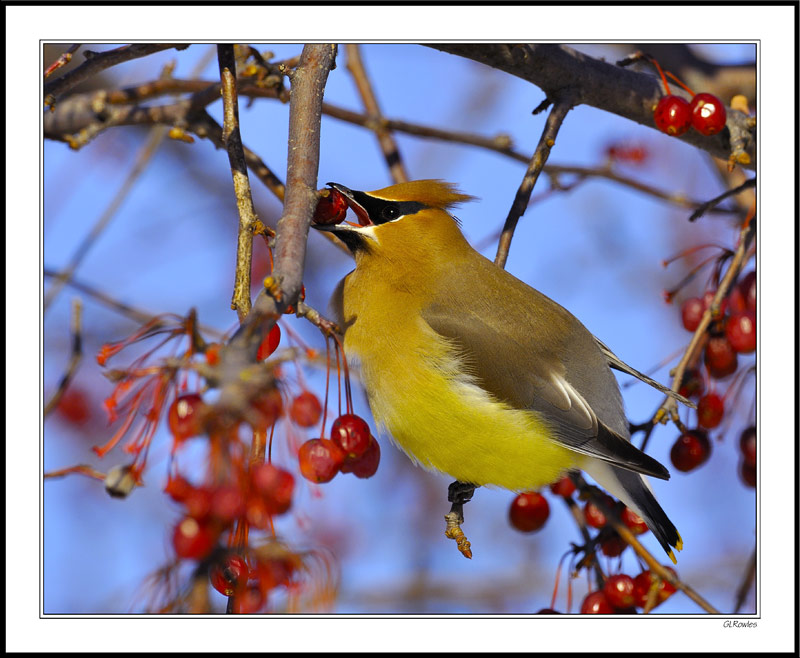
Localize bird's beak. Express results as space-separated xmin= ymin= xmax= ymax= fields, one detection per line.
xmin=326 ymin=183 xmax=373 ymax=226
xmin=310 ymin=183 xmax=374 ymax=251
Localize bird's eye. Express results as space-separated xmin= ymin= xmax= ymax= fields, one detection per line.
xmin=381 ymin=205 xmax=400 ymax=221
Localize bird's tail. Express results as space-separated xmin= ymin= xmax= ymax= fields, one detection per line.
xmin=583 ymin=460 xmax=683 ymax=563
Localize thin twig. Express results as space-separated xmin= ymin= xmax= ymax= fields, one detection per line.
xmin=191 ymin=110 xmax=286 ymax=202
xmin=43 ymin=464 xmax=106 ymax=481
xmin=689 ymin=177 xmax=756 ymax=222
xmin=44 ymin=44 xmax=81 ymax=79
xmin=42 ymin=269 xmax=225 ymax=338
xmin=495 ymin=95 xmax=575 ymax=268
xmin=295 ymin=301 xmax=342 ymax=336
xmin=44 ymin=43 xmax=182 ymax=107
xmin=43 ymin=268 xmax=155 ymax=323
xmin=218 ymin=44 xmax=259 ymax=322
xmin=43 ymin=54 xmax=218 ymax=311
xmin=44 ymin=299 xmax=83 ymax=417
xmin=733 ymin=547 xmax=757 ymax=613
xmin=609 ymin=516 xmax=720 ymax=613
xmin=656 ymin=217 xmax=756 ymax=425
xmin=345 ymin=44 xmax=408 ymax=184
xmin=43 ymin=124 xmax=168 ymax=311
xmin=562 ymin=496 xmax=606 ymax=591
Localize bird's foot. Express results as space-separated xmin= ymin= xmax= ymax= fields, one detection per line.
xmin=444 ymin=508 xmax=472 ymax=559
xmin=444 ymin=481 xmax=477 ymax=559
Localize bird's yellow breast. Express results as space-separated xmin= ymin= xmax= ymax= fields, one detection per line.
xmin=341 ymin=269 xmax=579 ymax=491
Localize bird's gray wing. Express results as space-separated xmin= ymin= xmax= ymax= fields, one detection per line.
xmin=421 ymin=261 xmax=669 ymax=480
xmin=594 ymin=337 xmax=695 ymax=408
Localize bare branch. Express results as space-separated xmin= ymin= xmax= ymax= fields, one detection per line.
xmin=43 ymin=269 xmax=225 ymax=338
xmin=43 ymin=299 xmax=83 ymax=417
xmin=495 ymin=94 xmax=575 ymax=268
xmin=428 ymin=44 xmax=755 ymax=169
xmin=251 ymin=44 xmax=339 ymax=322
xmin=345 ymin=44 xmax=409 ymax=183
xmin=192 ymin=110 xmax=286 ymax=202
xmin=629 ymin=43 xmax=756 ymax=109
xmin=733 ymin=548 xmax=757 ymax=613
xmin=44 ymin=44 xmax=184 ymax=107
xmin=215 ymin=44 xmax=338 ymax=415
xmin=656 ymin=215 xmax=755 ymax=425
xmin=44 ymin=124 xmax=168 ymax=310
xmin=45 ymin=85 xmax=739 ymax=218
xmin=218 ymin=44 xmax=259 ymax=322
xmin=609 ymin=510 xmax=720 ymax=614
xmin=689 ymin=177 xmax=756 ymax=222
xmin=44 ymin=44 xmax=80 ymax=79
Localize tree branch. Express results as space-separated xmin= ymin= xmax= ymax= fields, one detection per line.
xmin=44 ymin=124 xmax=168 ymax=310
xmin=44 ymin=44 xmax=81 ymax=79
xmin=656 ymin=214 xmax=756 ymax=425
xmin=44 ymin=80 xmax=745 ymax=220
xmin=218 ymin=44 xmax=258 ymax=322
xmin=495 ymin=94 xmax=575 ymax=268
xmin=345 ymin=44 xmax=409 ymax=183
xmin=43 ymin=299 xmax=83 ymax=417
xmin=44 ymin=44 xmax=183 ymax=107
xmin=428 ymin=44 xmax=755 ymax=169
xmin=43 ymin=269 xmax=224 ymax=337
xmin=215 ymin=44 xmax=338 ymax=415
xmin=689 ymin=177 xmax=756 ymax=222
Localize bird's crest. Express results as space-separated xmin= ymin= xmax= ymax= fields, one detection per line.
xmin=369 ymin=180 xmax=476 ymax=210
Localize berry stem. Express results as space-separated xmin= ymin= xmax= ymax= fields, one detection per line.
xmin=332 ymin=333 xmax=354 ymax=415
xmin=656 ymin=217 xmax=754 ymax=427
xmin=321 ymin=337 xmax=332 ymax=437
xmin=662 ymin=243 xmax=727 ymax=267
xmin=334 ymin=341 xmax=343 ymax=418
xmin=647 ymin=56 xmax=671 ymax=95
xmin=663 ymin=252 xmax=725 ymax=302
xmin=665 ymin=70 xmax=695 ymax=97
xmin=267 ymin=422 xmax=276 ymax=463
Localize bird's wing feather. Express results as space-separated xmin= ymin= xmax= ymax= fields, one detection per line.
xmin=421 ymin=259 xmax=669 ymax=480
xmin=594 ymin=337 xmax=695 ymax=408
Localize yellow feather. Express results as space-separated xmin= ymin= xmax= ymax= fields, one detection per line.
xmin=367 ymin=180 xmax=476 ymax=210
xmin=341 ymin=229 xmax=578 ymax=490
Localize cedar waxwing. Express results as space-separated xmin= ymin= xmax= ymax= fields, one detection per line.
xmin=313 ymin=180 xmax=686 ymax=561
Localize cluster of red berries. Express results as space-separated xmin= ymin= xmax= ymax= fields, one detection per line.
xmin=508 ymin=477 xmax=648 ymax=559
xmin=583 ymin=494 xmax=649 ymax=557
xmin=208 ymin=549 xmax=298 ymax=613
xmin=641 ymin=55 xmax=727 ymax=137
xmin=578 ymin=568 xmax=677 ymax=614
xmin=205 ymin=323 xmax=282 ymax=368
xmin=680 ymin=270 xmax=756 ymax=367
xmin=298 ymin=413 xmax=380 ymax=483
xmin=88 ymin=303 xmax=362 ymax=611
xmin=167 ymin=460 xmax=295 ymax=562
xmin=654 ymin=92 xmax=727 ymax=137
xmin=671 ymin=270 xmax=756 ymax=478
xmin=738 ymin=426 xmax=756 ymax=488
xmin=527 ymin=477 xmax=678 ymax=615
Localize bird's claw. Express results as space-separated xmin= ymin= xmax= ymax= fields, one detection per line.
xmin=444 ymin=509 xmax=472 ymax=559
